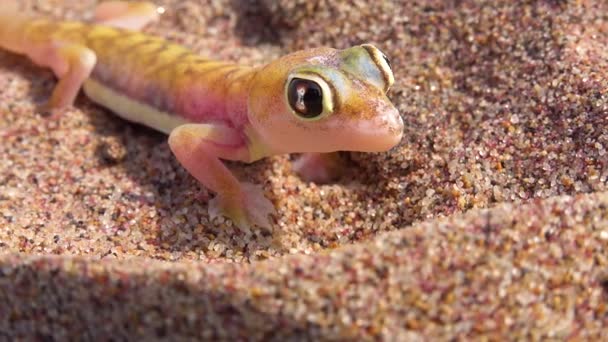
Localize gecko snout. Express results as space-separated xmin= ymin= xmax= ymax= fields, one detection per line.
xmin=376 ymin=106 xmax=404 ymax=150
xmin=386 ymin=108 xmax=404 ymax=137
xmin=347 ymin=106 xmax=404 ymax=152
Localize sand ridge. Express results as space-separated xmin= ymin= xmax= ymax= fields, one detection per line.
xmin=1 ymin=0 xmax=607 ymax=339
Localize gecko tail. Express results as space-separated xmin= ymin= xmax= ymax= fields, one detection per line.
xmin=0 ymin=2 xmax=32 ymax=54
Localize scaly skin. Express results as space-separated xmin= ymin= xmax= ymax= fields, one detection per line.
xmin=0 ymin=2 xmax=404 ymax=231
xmin=14 ymin=18 xmax=255 ymax=132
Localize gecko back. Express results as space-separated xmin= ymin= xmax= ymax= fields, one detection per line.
xmin=0 ymin=6 xmax=256 ymax=131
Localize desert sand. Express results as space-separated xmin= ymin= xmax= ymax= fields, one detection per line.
xmin=1 ymin=0 xmax=607 ymax=340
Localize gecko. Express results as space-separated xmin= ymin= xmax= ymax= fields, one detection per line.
xmin=0 ymin=1 xmax=404 ymax=230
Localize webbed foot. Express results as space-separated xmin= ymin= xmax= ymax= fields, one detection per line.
xmin=209 ymin=182 xmax=275 ymax=232
xmin=293 ymin=152 xmax=345 ymax=183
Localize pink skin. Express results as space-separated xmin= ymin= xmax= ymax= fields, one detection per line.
xmin=94 ymin=1 xmax=162 ymax=30
xmin=247 ymin=48 xmax=404 ymax=155
xmin=292 ymin=152 xmax=345 ymax=184
xmin=168 ymin=123 xmax=272 ymax=231
xmin=171 ymin=46 xmax=404 ymax=229
xmin=175 ymin=82 xmax=250 ymax=130
xmin=26 ymin=42 xmax=97 ymax=111
xmin=0 ymin=1 xmax=403 ymax=230
xmin=177 ymin=87 xmax=229 ymax=123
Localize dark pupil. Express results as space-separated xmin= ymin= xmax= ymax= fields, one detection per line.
xmin=287 ymin=78 xmax=324 ymax=118
xmin=382 ymin=53 xmax=391 ymax=69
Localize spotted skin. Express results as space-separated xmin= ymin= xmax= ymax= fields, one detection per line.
xmin=0 ymin=2 xmax=404 ymax=230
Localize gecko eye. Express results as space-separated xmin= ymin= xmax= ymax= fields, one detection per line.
xmin=286 ymin=72 xmax=334 ymax=120
xmin=361 ymin=44 xmax=395 ymax=92
xmin=287 ymin=78 xmax=325 ymax=119
xmin=381 ymin=53 xmax=391 ymax=70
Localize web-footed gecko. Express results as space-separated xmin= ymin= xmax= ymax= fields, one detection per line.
xmin=0 ymin=1 xmax=404 ymax=229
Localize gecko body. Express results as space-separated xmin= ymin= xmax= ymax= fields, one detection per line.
xmin=0 ymin=2 xmax=404 ymax=229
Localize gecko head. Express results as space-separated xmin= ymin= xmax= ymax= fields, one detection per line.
xmin=247 ymin=44 xmax=403 ymax=154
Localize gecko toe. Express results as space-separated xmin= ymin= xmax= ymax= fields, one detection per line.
xmin=206 ymin=182 xmax=275 ymax=232
xmin=240 ymin=182 xmax=275 ymax=230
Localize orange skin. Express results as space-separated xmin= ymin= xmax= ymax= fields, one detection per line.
xmin=0 ymin=2 xmax=404 ymax=230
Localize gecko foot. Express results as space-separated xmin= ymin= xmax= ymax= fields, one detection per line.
xmin=293 ymin=152 xmax=345 ymax=184
xmin=37 ymin=101 xmax=73 ymax=121
xmin=208 ymin=182 xmax=275 ymax=232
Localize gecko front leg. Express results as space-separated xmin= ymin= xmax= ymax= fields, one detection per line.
xmin=27 ymin=42 xmax=97 ymax=110
xmin=168 ymin=123 xmax=275 ymax=231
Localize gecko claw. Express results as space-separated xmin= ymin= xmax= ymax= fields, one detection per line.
xmin=37 ymin=102 xmax=66 ymax=119
xmin=208 ymin=182 xmax=275 ymax=232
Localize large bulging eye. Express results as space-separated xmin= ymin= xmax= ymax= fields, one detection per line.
xmin=381 ymin=53 xmax=391 ymax=70
xmin=287 ymin=78 xmax=324 ymax=119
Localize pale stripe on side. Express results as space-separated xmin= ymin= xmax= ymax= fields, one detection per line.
xmin=83 ymin=79 xmax=188 ymax=134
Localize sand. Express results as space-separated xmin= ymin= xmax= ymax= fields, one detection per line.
xmin=1 ymin=0 xmax=607 ymax=340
